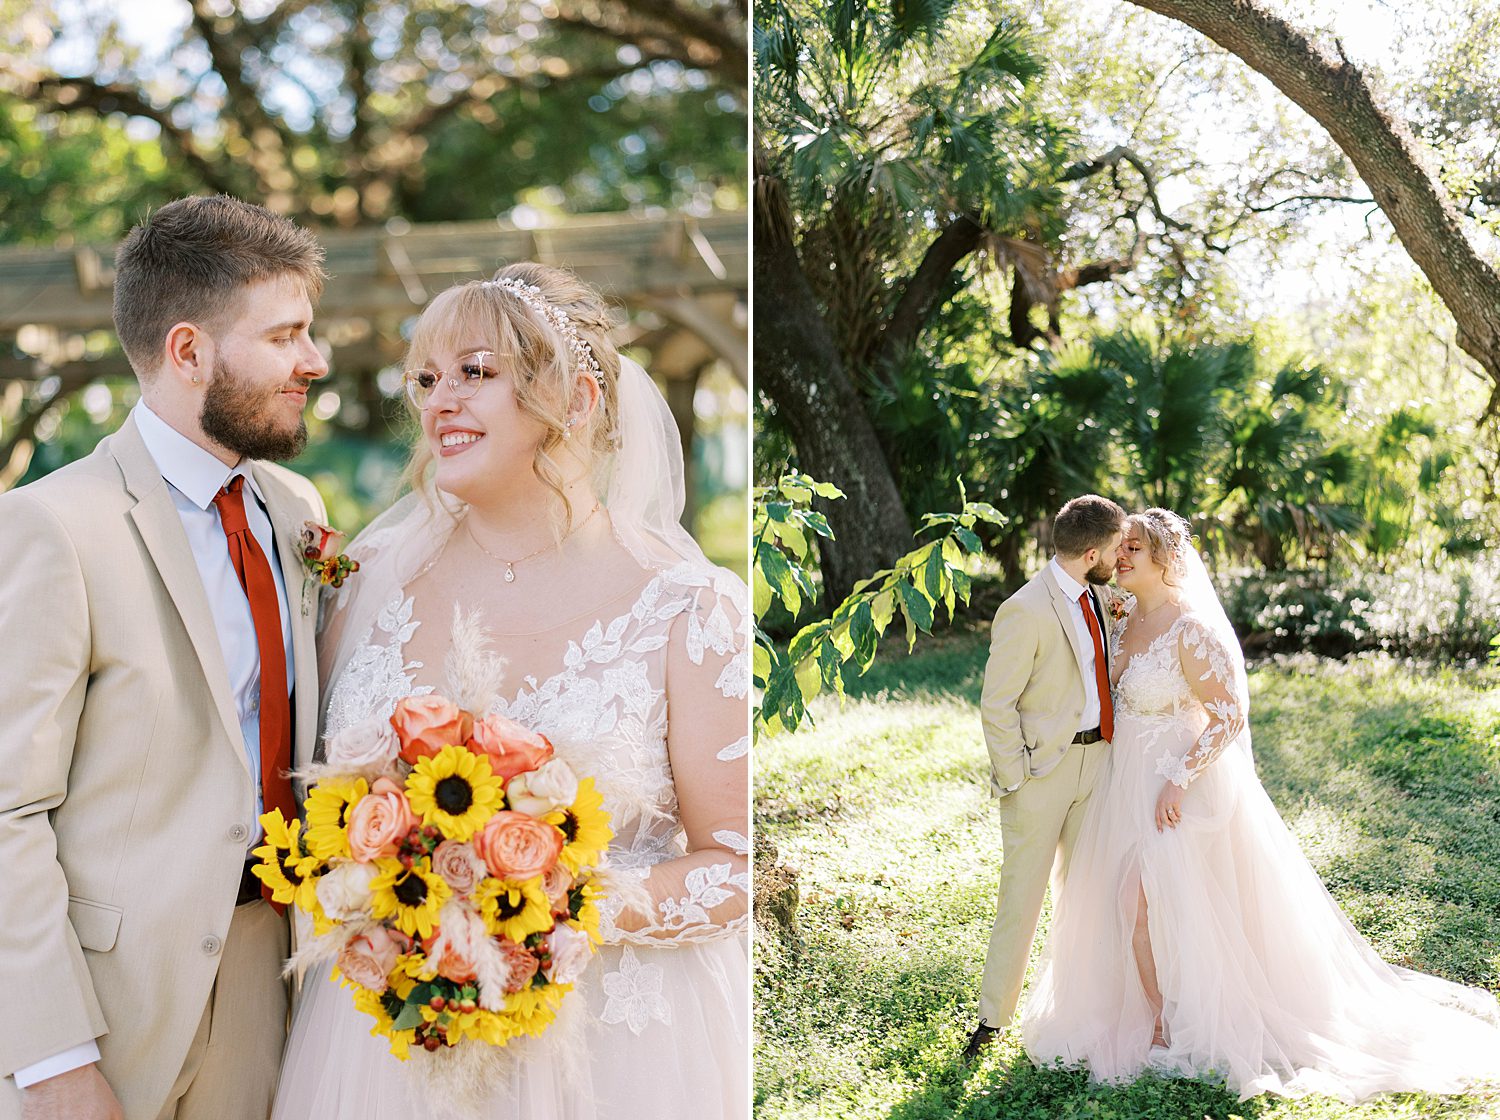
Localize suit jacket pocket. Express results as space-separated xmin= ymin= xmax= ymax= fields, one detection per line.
xmin=68 ymin=896 xmax=123 ymax=952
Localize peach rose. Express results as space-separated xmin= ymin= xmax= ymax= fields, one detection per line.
xmin=541 ymin=864 xmax=574 ymax=916
xmin=430 ymin=937 xmax=478 ymax=984
xmin=432 ymin=841 xmax=485 ymax=897
xmin=470 ymin=713 xmax=553 ymax=781
xmin=347 ymin=776 xmax=417 ymax=862
xmin=475 ymin=811 xmax=563 ymax=881
xmin=337 ymin=926 xmax=401 ymax=993
xmin=495 ymin=937 xmax=541 ymax=994
xmin=391 ymin=695 xmax=473 ymax=764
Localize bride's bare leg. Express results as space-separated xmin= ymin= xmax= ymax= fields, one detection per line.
xmin=1132 ymin=882 xmax=1166 ymax=1045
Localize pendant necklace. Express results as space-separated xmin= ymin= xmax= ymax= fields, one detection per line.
xmin=465 ymin=501 xmax=603 ymax=584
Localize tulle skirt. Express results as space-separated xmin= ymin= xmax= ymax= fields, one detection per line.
xmin=272 ymin=937 xmax=748 ymax=1119
xmin=1022 ymin=710 xmax=1500 ymax=1102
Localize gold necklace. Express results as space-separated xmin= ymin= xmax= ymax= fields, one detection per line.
xmin=1135 ymin=595 xmax=1177 ymax=621
xmin=465 ymin=501 xmax=602 ymax=584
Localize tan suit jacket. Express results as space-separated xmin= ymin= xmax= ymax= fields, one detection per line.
xmin=0 ymin=414 xmax=323 ymax=1118
xmin=979 ymin=565 xmax=1116 ymax=796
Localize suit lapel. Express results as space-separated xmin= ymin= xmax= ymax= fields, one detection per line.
xmin=112 ymin=417 xmax=250 ymax=780
xmin=252 ymin=463 xmax=320 ymax=772
xmin=1043 ymin=567 xmax=1091 ymax=678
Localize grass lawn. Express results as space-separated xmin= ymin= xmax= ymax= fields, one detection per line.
xmin=754 ymin=625 xmax=1500 ymax=1120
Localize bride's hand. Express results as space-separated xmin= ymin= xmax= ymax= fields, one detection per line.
xmin=1155 ymin=782 xmax=1186 ymax=833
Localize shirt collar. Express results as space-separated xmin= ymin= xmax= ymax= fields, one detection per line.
xmin=1048 ymin=556 xmax=1089 ymax=604
xmin=132 ymin=401 xmax=265 ymax=511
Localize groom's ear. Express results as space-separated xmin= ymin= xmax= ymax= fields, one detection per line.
xmin=163 ymin=320 xmax=211 ymax=387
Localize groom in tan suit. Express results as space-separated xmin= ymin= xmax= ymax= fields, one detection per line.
xmin=0 ymin=196 xmax=329 ymax=1119
xmin=964 ymin=494 xmax=1125 ymax=1061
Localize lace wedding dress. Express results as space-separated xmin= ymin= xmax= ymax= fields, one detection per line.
xmin=270 ymin=559 xmax=749 ymax=1118
xmin=1021 ymin=608 xmax=1500 ymax=1102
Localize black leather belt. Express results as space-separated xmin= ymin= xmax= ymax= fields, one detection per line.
xmin=1072 ymin=727 xmax=1104 ymax=745
xmin=236 ymin=858 xmax=261 ymax=905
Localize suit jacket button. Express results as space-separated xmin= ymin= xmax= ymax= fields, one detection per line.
xmin=202 ymin=935 xmax=223 ymax=956
xmin=228 ymin=824 xmax=249 ymax=843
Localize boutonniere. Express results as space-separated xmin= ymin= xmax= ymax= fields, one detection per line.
xmin=1106 ymin=590 xmax=1133 ymax=623
xmin=299 ymin=521 xmax=359 ymax=613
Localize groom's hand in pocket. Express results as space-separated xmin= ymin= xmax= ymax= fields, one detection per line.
xmin=20 ymin=1064 xmax=123 ymax=1120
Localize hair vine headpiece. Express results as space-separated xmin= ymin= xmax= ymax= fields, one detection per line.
xmin=482 ymin=276 xmax=604 ymax=385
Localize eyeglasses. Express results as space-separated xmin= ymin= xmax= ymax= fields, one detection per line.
xmin=403 ymin=351 xmax=496 ymax=410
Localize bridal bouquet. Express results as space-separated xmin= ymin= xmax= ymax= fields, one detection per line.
xmin=253 ymin=693 xmax=613 ymax=1061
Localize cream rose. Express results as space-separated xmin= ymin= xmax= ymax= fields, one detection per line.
xmin=324 ymin=715 xmax=400 ymax=772
xmin=431 ymin=840 xmax=485 ymax=897
xmin=545 ymin=922 xmax=593 ymax=985
xmin=314 ymin=860 xmax=377 ymax=920
xmin=505 ymin=758 xmax=580 ymax=817
xmin=337 ymin=927 xmax=401 ymax=993
xmin=475 ymin=811 xmax=563 ymax=880
xmin=347 ymin=776 xmax=417 ymax=862
xmin=470 ymin=713 xmax=553 ymax=781
xmin=300 ymin=522 xmax=347 ymax=563
xmin=390 ymin=695 xmax=473 ymax=764
xmin=495 ymin=937 xmax=541 ymax=994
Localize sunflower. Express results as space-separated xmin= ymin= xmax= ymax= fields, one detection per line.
xmin=505 ymin=982 xmax=567 ymax=1037
xmin=251 ymin=809 xmax=324 ymax=911
xmin=303 ymin=776 xmax=369 ymax=860
xmin=369 ymin=857 xmax=451 ymax=939
xmin=543 ymin=778 xmax=613 ymax=874
xmin=567 ymin=879 xmax=604 ymax=945
xmin=405 ymin=745 xmax=504 ymax=842
xmin=473 ymin=875 xmax=553 ymax=942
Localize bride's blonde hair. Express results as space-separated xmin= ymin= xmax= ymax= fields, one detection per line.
xmin=398 ymin=262 xmax=621 ymax=534
xmin=1126 ymin=508 xmax=1194 ymax=589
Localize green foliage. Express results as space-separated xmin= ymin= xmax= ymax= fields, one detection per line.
xmin=752 ymin=472 xmax=1005 ymax=736
xmin=1220 ymin=558 xmax=1500 ymax=661
xmin=755 ymin=633 xmax=1500 ymax=1119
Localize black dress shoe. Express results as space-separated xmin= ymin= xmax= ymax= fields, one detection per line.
xmin=961 ymin=1022 xmax=999 ymax=1065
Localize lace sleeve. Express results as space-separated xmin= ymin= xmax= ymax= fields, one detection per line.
xmin=1156 ymin=617 xmax=1247 ymax=789
xmin=605 ymin=573 xmax=749 ymax=945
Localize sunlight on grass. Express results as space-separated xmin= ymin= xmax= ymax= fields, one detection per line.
xmin=755 ymin=633 xmax=1500 ymax=1120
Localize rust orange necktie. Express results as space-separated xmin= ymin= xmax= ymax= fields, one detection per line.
xmin=1078 ymin=589 xmax=1114 ymax=741
xmin=212 ymin=475 xmax=295 ymax=905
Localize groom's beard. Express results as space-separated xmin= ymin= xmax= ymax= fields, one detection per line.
xmin=1085 ymin=558 xmax=1116 ymax=585
xmin=200 ymin=355 xmax=309 ymax=461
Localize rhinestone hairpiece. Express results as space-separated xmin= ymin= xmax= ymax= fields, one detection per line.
xmin=482 ymin=276 xmax=604 ymax=384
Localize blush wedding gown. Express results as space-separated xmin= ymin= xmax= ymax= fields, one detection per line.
xmin=1021 ymin=558 xmax=1500 ymax=1103
xmin=270 ymin=357 xmax=749 ymax=1119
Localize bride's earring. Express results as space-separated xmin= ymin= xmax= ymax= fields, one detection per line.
xmin=563 ymin=417 xmax=573 ymax=441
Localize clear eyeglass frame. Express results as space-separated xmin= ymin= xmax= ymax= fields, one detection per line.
xmin=403 ymin=350 xmax=496 ymax=410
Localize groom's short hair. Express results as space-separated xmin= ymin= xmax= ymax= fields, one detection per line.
xmin=1053 ymin=494 xmax=1125 ymax=558
xmin=112 ymin=194 xmax=327 ymax=378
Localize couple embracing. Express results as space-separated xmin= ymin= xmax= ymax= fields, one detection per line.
xmin=969 ymin=495 xmax=1500 ymax=1102
xmin=0 ymin=195 xmax=748 ymax=1120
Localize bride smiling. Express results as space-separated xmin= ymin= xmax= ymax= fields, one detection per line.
xmin=272 ymin=264 xmax=749 ymax=1118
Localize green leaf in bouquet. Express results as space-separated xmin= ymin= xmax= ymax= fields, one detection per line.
xmin=392 ymin=999 xmax=425 ymax=1032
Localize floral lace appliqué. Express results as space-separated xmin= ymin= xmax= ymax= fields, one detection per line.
xmin=600 ymin=946 xmax=673 ymax=1035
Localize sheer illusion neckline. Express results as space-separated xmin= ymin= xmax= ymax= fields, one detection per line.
xmin=1112 ymin=610 xmax=1192 ymax=684
xmin=393 ymin=570 xmax=666 ymax=706
xmin=409 ymin=570 xmax=658 ymax=639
